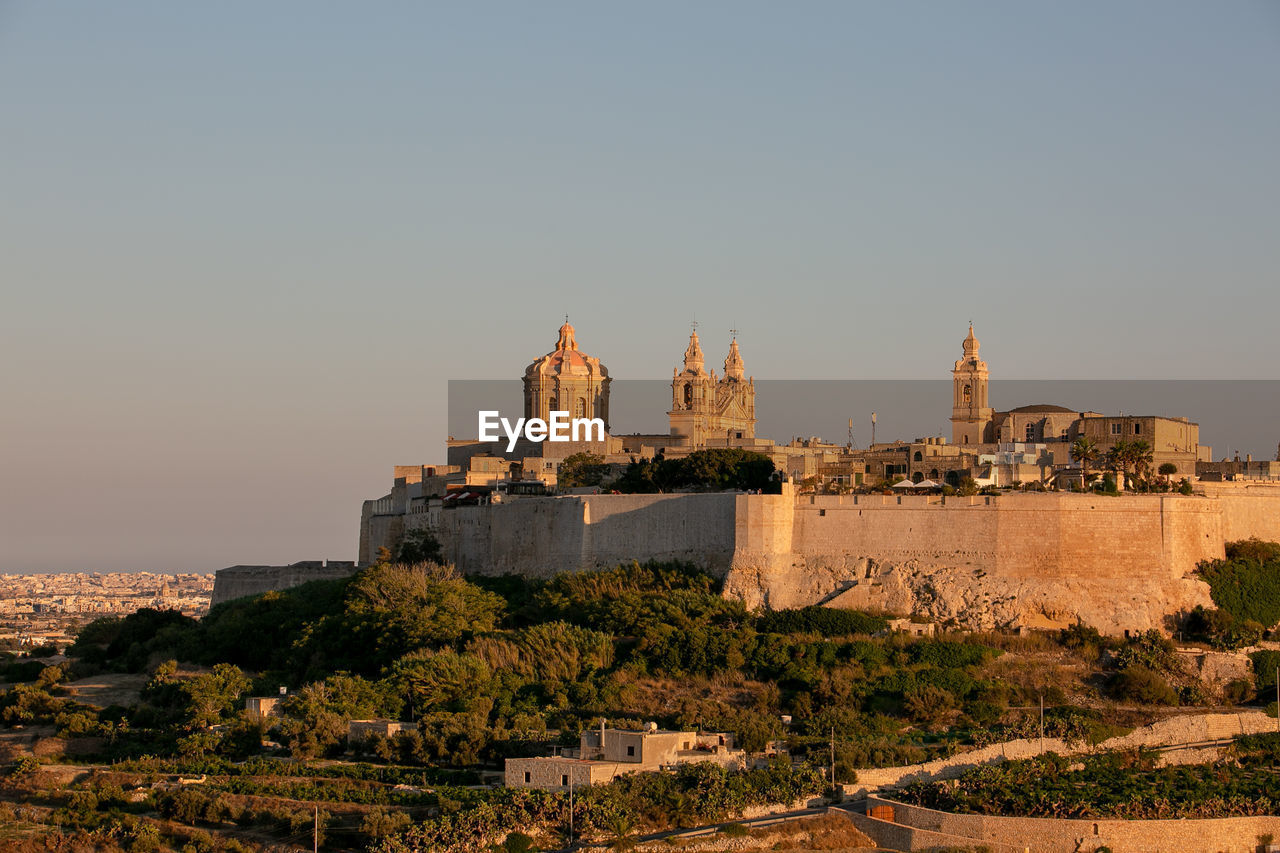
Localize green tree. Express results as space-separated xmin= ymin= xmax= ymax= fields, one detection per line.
xmin=558 ymin=452 xmax=610 ymax=488
xmin=395 ymin=528 xmax=444 ymax=564
xmin=1071 ymin=436 xmax=1099 ymax=491
xmin=343 ymin=563 xmax=505 ymax=670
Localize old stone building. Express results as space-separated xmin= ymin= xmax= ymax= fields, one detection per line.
xmin=523 ymin=320 xmax=610 ymax=428
xmin=668 ymin=329 xmax=756 ymax=448
xmin=505 ymin=724 xmax=744 ymax=791
xmin=947 ymin=325 xmax=1203 ymax=477
xmin=950 ymin=324 xmax=993 ymax=446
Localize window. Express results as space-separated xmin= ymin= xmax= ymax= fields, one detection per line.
xmin=576 ymin=398 xmax=587 ymax=418
xmin=1111 ymin=423 xmax=1122 ymax=435
xmin=562 ymin=774 xmax=569 ymax=786
xmin=963 ymin=384 xmax=972 ymax=403
xmin=1135 ymin=423 xmax=1142 ymax=434
xmin=683 ymin=384 xmax=693 ymax=407
xmin=1060 ymin=428 xmax=1068 ymax=440
xmin=626 ymin=745 xmax=635 ymax=756
xmin=913 ymin=451 xmax=923 ymax=461
xmin=524 ymin=772 xmax=531 ymax=784
xmin=735 ymin=432 xmax=743 ymax=439
xmin=1025 ymin=423 xmax=1036 ymax=441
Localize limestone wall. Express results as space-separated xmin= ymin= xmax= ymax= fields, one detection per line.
xmin=1198 ymin=482 xmax=1280 ymax=543
xmin=859 ymin=795 xmax=1280 ymax=853
xmin=440 ymin=493 xmax=737 ymax=578
xmin=211 ymin=562 xmax=361 ymax=606
xmin=722 ymin=492 xmax=1223 ymax=632
xmin=354 ymin=487 xmax=1275 ymax=633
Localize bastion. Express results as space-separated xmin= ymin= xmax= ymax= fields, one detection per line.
xmin=365 ymin=485 xmax=1280 ymax=634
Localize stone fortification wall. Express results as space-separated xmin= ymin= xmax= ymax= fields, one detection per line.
xmin=1198 ymin=481 xmax=1280 ymax=543
xmin=211 ymin=562 xmax=361 ymax=606
xmin=440 ymin=493 xmax=737 ymax=578
xmin=723 ymin=492 xmax=1223 ymax=633
xmin=856 ymin=795 xmax=1280 ymax=853
xmin=354 ymin=487 xmax=1279 ymax=633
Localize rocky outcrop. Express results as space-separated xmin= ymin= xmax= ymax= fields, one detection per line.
xmin=723 ymin=557 xmax=1214 ymax=634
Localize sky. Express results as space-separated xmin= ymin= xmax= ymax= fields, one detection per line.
xmin=1 ymin=2 xmax=1277 ymax=572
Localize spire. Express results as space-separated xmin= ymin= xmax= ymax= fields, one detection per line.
xmin=962 ymin=323 xmax=979 ymax=360
xmin=724 ymin=336 xmax=745 ymax=380
xmin=683 ymin=330 xmax=706 ymax=374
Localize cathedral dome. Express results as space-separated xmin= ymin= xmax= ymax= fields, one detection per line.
xmin=524 ymin=321 xmax=609 ymax=379
xmin=522 ymin=319 xmax=611 ymax=428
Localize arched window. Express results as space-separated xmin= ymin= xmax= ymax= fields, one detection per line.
xmin=548 ymin=396 xmax=557 ymax=414
xmin=963 ymin=384 xmax=972 ymax=403
xmin=913 ymin=451 xmax=923 ymax=462
xmin=575 ymin=397 xmax=586 ymax=418
xmin=683 ymin=383 xmax=693 ymax=407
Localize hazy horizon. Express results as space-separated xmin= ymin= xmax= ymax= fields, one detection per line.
xmin=3 ymin=3 xmax=1277 ymax=572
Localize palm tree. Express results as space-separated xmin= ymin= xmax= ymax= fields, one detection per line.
xmin=1071 ymin=436 xmax=1099 ymax=492
xmin=1130 ymin=439 xmax=1153 ymax=485
xmin=1106 ymin=439 xmax=1132 ymax=489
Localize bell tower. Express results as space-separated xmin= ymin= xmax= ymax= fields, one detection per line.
xmin=951 ymin=324 xmax=992 ymax=445
xmin=668 ymin=326 xmax=716 ymax=447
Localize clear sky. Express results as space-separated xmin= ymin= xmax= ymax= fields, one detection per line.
xmin=2 ymin=2 xmax=1277 ymax=571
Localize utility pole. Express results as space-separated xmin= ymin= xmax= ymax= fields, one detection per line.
xmin=1275 ymin=667 xmax=1278 ymax=734
xmin=830 ymin=727 xmax=836 ymax=793
xmin=313 ymin=803 xmax=319 ymax=853
xmin=568 ymin=780 xmax=574 ymax=846
xmin=1039 ymin=694 xmax=1045 ymax=752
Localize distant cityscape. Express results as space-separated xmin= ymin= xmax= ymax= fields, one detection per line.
xmin=0 ymin=572 xmax=213 ymax=651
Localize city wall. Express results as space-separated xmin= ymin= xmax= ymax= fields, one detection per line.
xmin=210 ymin=562 xmax=360 ymax=607
xmin=232 ymin=488 xmax=1280 ymax=631
xmin=439 ymin=493 xmax=737 ymax=578
xmin=723 ymin=492 xmax=1228 ymax=632
xmin=408 ymin=489 xmax=1280 ymax=633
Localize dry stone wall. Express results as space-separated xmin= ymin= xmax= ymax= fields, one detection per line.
xmin=859 ymin=795 xmax=1280 ymax=853
xmin=844 ymin=711 xmax=1276 ymax=796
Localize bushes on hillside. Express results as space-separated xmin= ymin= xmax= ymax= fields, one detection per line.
xmin=1107 ymin=665 xmax=1178 ymax=705
xmin=757 ymin=606 xmax=887 ymax=636
xmin=1197 ymin=539 xmax=1280 ymax=630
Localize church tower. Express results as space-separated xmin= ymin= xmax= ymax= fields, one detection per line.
xmin=713 ymin=336 xmax=756 ymax=442
xmin=668 ymin=329 xmax=717 ymax=447
xmin=523 ymin=320 xmax=610 ymax=429
xmin=951 ymin=324 xmax=992 ymax=445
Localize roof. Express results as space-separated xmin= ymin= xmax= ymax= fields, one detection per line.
xmin=1006 ymin=404 xmax=1078 ymax=414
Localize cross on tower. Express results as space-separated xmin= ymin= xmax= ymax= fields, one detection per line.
xmin=729 ymin=327 xmax=738 ymax=338
xmin=691 ymin=318 xmax=698 ymax=332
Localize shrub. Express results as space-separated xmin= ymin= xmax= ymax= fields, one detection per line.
xmin=1108 ymin=665 xmax=1177 ymax=705
xmin=1198 ymin=543 xmax=1280 ymax=628
xmin=757 ymin=607 xmax=887 ymax=637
